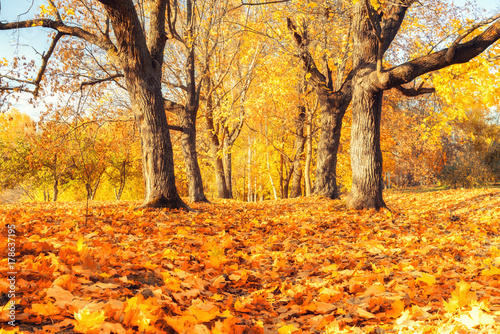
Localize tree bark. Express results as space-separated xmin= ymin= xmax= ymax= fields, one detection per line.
xmin=287 ymin=18 xmax=353 ymax=199
xmin=290 ymin=106 xmax=306 ymax=198
xmin=177 ymin=109 xmax=209 ymax=202
xmin=304 ymin=111 xmax=313 ymax=196
xmin=348 ymin=85 xmax=386 ymax=209
xmin=314 ymin=95 xmax=348 ymax=199
xmin=175 ymin=0 xmax=209 ymax=203
xmin=104 ymin=0 xmax=187 ymax=209
xmin=0 ymin=0 xmax=189 ymax=209
xmin=347 ymin=0 xmax=500 ymax=209
xmin=205 ymin=77 xmax=231 ymax=199
xmin=223 ymin=136 xmax=234 ymax=199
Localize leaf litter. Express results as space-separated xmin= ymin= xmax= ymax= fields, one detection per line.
xmin=1 ymin=188 xmax=500 ymax=333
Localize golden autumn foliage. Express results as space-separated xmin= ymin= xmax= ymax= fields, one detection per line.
xmin=1 ymin=188 xmax=500 ymax=333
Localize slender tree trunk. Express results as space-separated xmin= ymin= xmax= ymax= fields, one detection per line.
xmin=213 ymin=148 xmax=229 ymax=198
xmin=290 ymin=106 xmax=306 ymax=198
xmin=114 ymin=160 xmax=126 ymax=200
xmin=53 ymin=178 xmax=59 ymax=202
xmin=304 ymin=111 xmax=313 ymax=196
xmin=177 ymin=0 xmax=209 ymax=203
xmin=247 ymin=137 xmax=253 ymax=202
xmin=178 ymin=108 xmax=209 ymax=202
xmin=223 ymin=136 xmax=234 ymax=199
xmin=52 ymin=153 xmax=59 ymax=202
xmin=205 ymin=74 xmax=231 ymax=199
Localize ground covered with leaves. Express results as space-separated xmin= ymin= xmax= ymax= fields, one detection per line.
xmin=1 ymin=188 xmax=500 ymax=334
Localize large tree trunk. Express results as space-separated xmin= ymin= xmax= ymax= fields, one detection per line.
xmin=314 ymin=98 xmax=346 ymax=199
xmin=132 ymin=83 xmax=186 ymax=208
xmin=104 ymin=1 xmax=187 ymax=209
xmin=287 ymin=19 xmax=353 ymax=200
xmin=348 ymin=85 xmax=386 ymax=209
xmin=347 ymin=2 xmax=386 ymax=210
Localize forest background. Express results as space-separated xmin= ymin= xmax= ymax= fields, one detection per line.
xmin=0 ymin=0 xmax=499 ymax=204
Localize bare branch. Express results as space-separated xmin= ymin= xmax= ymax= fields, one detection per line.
xmin=240 ymin=0 xmax=290 ymax=6
xmin=0 ymin=19 xmax=117 ymax=53
xmin=79 ymin=73 xmax=125 ymax=90
xmin=33 ymin=32 xmax=65 ymax=97
xmin=394 ymin=85 xmax=435 ymax=96
xmin=0 ymin=86 xmax=33 ymax=93
xmin=0 ymin=75 xmax=34 ymax=85
xmin=47 ymin=0 xmax=63 ymax=22
xmin=167 ymin=124 xmax=184 ymax=132
xmin=164 ymin=98 xmax=185 ymax=114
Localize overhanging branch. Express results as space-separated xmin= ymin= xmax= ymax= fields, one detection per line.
xmin=445 ymin=13 xmax=500 ymax=63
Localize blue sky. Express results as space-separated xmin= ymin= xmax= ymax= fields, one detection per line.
xmin=1 ymin=0 xmax=499 ymax=117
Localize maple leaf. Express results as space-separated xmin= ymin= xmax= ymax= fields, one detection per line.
xmin=74 ymin=306 xmax=106 ymax=333
xmin=457 ymin=305 xmax=496 ymax=329
xmin=31 ymin=302 xmax=61 ymax=316
xmin=278 ymin=324 xmax=301 ymax=334
xmin=386 ymin=299 xmax=405 ymax=319
xmin=444 ymin=281 xmax=477 ymax=313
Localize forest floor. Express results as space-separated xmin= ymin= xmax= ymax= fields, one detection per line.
xmin=1 ymin=188 xmax=500 ymax=333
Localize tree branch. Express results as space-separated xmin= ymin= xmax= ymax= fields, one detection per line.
xmin=445 ymin=13 xmax=500 ymax=63
xmin=167 ymin=124 xmax=184 ymax=132
xmin=0 ymin=19 xmax=117 ymax=54
xmin=47 ymin=0 xmax=63 ymax=22
xmin=379 ymin=18 xmax=500 ymax=90
xmin=79 ymin=73 xmax=125 ymax=90
xmin=394 ymin=85 xmax=435 ymax=96
xmin=33 ymin=32 xmax=65 ymax=97
xmin=164 ymin=98 xmax=185 ymax=114
xmin=286 ymin=18 xmax=327 ymax=87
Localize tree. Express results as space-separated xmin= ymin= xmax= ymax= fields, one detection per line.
xmin=0 ymin=0 xmax=187 ymax=209
xmin=287 ymin=6 xmax=353 ymax=200
xmin=347 ymin=0 xmax=500 ymax=209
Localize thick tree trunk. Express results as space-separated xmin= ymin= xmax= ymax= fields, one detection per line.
xmin=130 ymin=79 xmax=187 ymax=209
xmin=104 ymin=0 xmax=188 ymax=209
xmin=287 ymin=18 xmax=353 ymax=200
xmin=314 ymin=98 xmax=346 ymax=199
xmin=177 ymin=109 xmax=209 ymax=202
xmin=347 ymin=1 xmax=385 ymax=210
xmin=348 ymin=85 xmax=386 ymax=210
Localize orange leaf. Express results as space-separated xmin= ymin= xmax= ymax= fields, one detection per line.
xmin=386 ymin=299 xmax=405 ymax=318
